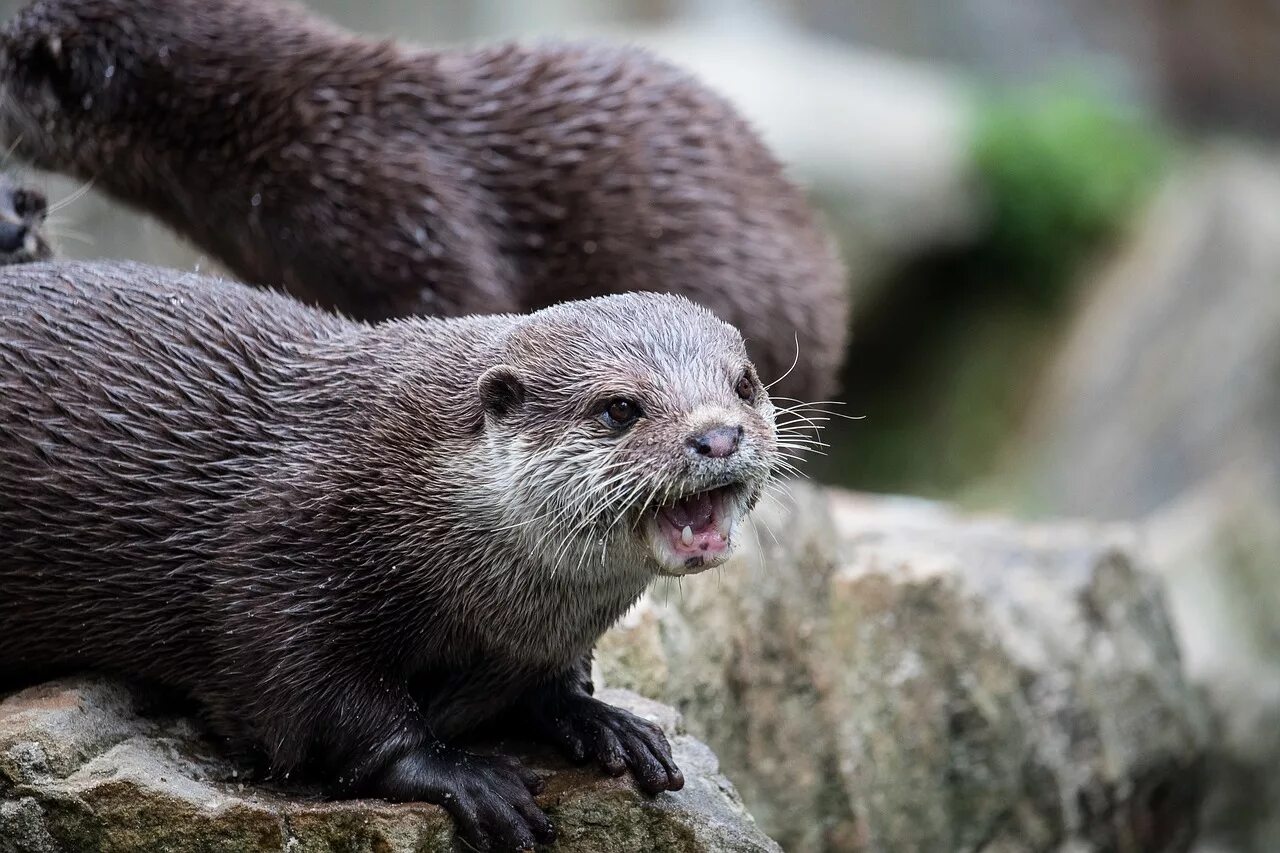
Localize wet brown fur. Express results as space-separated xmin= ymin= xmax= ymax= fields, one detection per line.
xmin=0 ymin=260 xmax=778 ymax=850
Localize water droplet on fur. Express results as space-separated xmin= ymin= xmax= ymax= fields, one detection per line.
xmin=250 ymin=193 xmax=262 ymax=207
xmin=103 ymin=64 xmax=115 ymax=79
xmin=80 ymin=94 xmax=93 ymax=110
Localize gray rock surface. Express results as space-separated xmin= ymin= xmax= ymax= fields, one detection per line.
xmin=1144 ymin=469 xmax=1280 ymax=852
xmin=1016 ymin=147 xmax=1280 ymax=521
xmin=0 ymin=682 xmax=778 ymax=853
xmin=1013 ymin=147 xmax=1280 ymax=851
xmin=598 ymin=483 xmax=1209 ymax=852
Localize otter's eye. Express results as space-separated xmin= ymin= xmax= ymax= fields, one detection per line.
xmin=599 ymin=398 xmax=642 ymax=430
xmin=735 ymin=373 xmax=757 ymax=404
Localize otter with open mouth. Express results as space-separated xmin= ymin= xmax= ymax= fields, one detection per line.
xmin=0 ymin=261 xmax=780 ymax=852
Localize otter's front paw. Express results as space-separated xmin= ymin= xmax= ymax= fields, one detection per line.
xmin=379 ymin=748 xmax=554 ymax=852
xmin=535 ymin=696 xmax=684 ymax=795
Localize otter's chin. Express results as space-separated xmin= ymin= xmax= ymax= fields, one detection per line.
xmin=644 ymin=484 xmax=745 ymax=577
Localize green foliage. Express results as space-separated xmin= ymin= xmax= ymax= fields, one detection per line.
xmin=971 ymin=85 xmax=1172 ymax=301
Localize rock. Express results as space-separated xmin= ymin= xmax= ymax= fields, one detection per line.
xmin=1143 ymin=468 xmax=1280 ymax=852
xmin=0 ymin=681 xmax=778 ymax=853
xmin=1013 ymin=147 xmax=1280 ymax=851
xmin=828 ymin=493 xmax=1206 ymax=852
xmin=598 ymin=483 xmax=1209 ymax=852
xmin=1015 ymin=147 xmax=1280 ymax=521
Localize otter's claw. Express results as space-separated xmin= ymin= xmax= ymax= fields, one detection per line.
xmin=537 ymin=696 xmax=685 ymax=795
xmin=379 ymin=748 xmax=554 ymax=852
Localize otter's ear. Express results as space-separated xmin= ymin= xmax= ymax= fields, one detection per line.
xmin=478 ymin=365 xmax=526 ymax=419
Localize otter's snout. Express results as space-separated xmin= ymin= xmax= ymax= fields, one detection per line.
xmin=686 ymin=425 xmax=743 ymax=459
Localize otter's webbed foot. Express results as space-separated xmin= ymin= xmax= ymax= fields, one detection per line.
xmin=379 ymin=747 xmax=555 ymax=852
xmin=530 ymin=693 xmax=685 ymax=795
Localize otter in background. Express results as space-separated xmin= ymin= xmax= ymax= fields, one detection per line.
xmin=0 ymin=0 xmax=848 ymax=401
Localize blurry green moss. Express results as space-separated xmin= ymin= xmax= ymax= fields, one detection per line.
xmin=971 ymin=84 xmax=1173 ymax=301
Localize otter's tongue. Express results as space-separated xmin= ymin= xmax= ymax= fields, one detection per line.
xmin=658 ymin=490 xmax=728 ymax=558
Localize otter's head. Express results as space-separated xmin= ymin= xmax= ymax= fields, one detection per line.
xmin=0 ymin=0 xmax=132 ymax=174
xmin=479 ymin=293 xmax=778 ymax=578
xmin=0 ymin=0 xmax=327 ymax=180
xmin=0 ymin=174 xmax=50 ymax=265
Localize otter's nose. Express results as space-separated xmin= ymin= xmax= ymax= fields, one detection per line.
xmin=687 ymin=425 xmax=743 ymax=458
xmin=0 ymin=222 xmax=26 ymax=253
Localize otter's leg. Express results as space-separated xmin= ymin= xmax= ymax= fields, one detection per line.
xmin=519 ymin=655 xmax=685 ymax=795
xmin=234 ymin=672 xmax=556 ymax=851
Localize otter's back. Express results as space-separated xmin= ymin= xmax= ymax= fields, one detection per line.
xmin=0 ymin=262 xmax=347 ymax=673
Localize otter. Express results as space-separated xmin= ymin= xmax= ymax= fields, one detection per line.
xmin=0 ymin=261 xmax=779 ymax=852
xmin=0 ymin=0 xmax=847 ymax=402
xmin=0 ymin=173 xmax=50 ymax=265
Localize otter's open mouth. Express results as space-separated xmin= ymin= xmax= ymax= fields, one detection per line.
xmin=645 ymin=484 xmax=745 ymax=576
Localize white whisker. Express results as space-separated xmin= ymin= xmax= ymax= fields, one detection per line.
xmin=764 ymin=332 xmax=801 ymax=390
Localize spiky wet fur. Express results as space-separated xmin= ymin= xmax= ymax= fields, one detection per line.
xmin=0 ymin=261 xmax=777 ymax=850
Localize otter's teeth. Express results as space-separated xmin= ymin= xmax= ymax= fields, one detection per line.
xmin=681 ymin=525 xmax=694 ymax=546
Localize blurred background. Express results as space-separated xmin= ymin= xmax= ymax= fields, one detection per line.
xmin=4 ymin=0 xmax=1279 ymax=849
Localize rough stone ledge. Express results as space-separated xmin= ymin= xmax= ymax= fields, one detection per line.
xmin=0 ymin=681 xmax=778 ymax=853
xmin=598 ymin=484 xmax=1211 ymax=852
